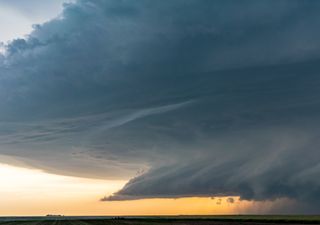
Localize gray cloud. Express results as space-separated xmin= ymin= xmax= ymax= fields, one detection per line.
xmin=1 ymin=0 xmax=320 ymax=212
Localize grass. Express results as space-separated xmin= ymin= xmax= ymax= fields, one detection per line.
xmin=1 ymin=215 xmax=320 ymax=225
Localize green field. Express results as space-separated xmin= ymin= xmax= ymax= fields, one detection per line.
xmin=1 ymin=216 xmax=320 ymax=225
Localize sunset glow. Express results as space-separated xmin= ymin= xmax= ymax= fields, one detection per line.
xmin=0 ymin=163 xmax=262 ymax=216
xmin=0 ymin=163 xmax=125 ymax=216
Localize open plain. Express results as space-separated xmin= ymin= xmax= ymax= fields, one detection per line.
xmin=1 ymin=216 xmax=320 ymax=225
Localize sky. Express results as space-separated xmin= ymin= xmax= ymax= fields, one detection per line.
xmin=1 ymin=0 xmax=320 ymax=215
xmin=0 ymin=0 xmax=74 ymax=44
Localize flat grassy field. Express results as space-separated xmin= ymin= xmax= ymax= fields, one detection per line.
xmin=1 ymin=216 xmax=320 ymax=225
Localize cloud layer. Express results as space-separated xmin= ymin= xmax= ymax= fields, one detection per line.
xmin=1 ymin=0 xmax=320 ymax=212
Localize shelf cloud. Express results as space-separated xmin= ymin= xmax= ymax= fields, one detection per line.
xmin=1 ymin=0 xmax=320 ymax=212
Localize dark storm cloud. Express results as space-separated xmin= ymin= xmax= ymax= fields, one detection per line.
xmin=1 ymin=0 xmax=320 ymax=212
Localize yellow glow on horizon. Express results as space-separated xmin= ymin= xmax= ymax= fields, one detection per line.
xmin=0 ymin=163 xmax=274 ymax=216
xmin=0 ymin=163 xmax=126 ymax=216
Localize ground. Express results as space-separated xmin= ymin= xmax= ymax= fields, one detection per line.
xmin=1 ymin=216 xmax=320 ymax=225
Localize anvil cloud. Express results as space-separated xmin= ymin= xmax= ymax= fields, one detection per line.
xmin=1 ymin=0 xmax=320 ymax=212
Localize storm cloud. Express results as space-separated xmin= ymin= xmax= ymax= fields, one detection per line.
xmin=1 ymin=0 xmax=320 ymax=212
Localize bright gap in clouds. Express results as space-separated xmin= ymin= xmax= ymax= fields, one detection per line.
xmin=0 ymin=0 xmax=73 ymax=44
xmin=0 ymin=163 xmax=126 ymax=216
xmin=0 ymin=6 xmax=31 ymax=44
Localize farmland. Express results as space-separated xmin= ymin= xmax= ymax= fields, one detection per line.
xmin=1 ymin=216 xmax=320 ymax=225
